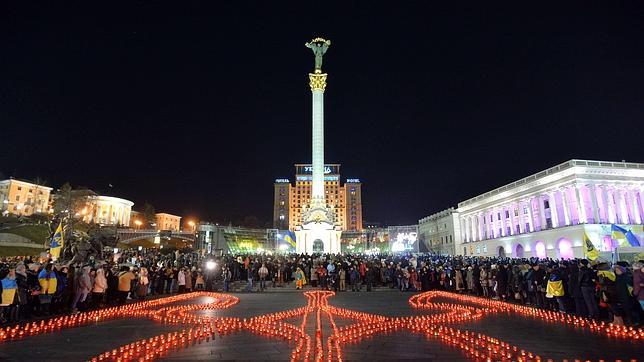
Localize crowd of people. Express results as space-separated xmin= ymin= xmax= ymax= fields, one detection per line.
xmin=0 ymin=249 xmax=642 ymax=328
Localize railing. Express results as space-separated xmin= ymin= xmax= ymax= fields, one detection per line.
xmin=458 ymin=159 xmax=644 ymax=208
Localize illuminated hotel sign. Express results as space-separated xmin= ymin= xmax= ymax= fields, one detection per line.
xmin=296 ymin=175 xmax=339 ymax=181
xmin=346 ymin=179 xmax=360 ymax=183
xmin=295 ymin=164 xmax=340 ymax=175
xmin=275 ymin=179 xmax=290 ymax=183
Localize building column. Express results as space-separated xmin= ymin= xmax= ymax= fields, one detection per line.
xmin=508 ymin=202 xmax=516 ymax=235
xmin=560 ymin=187 xmax=571 ymax=226
xmin=537 ymin=195 xmax=547 ymax=231
xmin=601 ymin=185 xmax=615 ymax=224
xmin=526 ymin=198 xmax=535 ymax=232
xmin=629 ymin=188 xmax=642 ymax=224
xmin=478 ymin=213 xmax=484 ymax=240
xmin=615 ymin=188 xmax=628 ymax=224
xmin=588 ymin=184 xmax=600 ymax=224
xmin=548 ymin=191 xmax=559 ymax=228
xmin=575 ymin=185 xmax=588 ymax=223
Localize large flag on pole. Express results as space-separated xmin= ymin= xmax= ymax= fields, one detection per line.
xmin=583 ymin=231 xmax=600 ymax=260
xmin=611 ymin=224 xmax=641 ymax=247
xmin=50 ymin=222 xmax=64 ymax=259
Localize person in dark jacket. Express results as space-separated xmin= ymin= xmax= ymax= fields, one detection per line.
xmin=568 ymin=263 xmax=587 ymax=317
xmin=578 ymin=259 xmax=598 ymax=319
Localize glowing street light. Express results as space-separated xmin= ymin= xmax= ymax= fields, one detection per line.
xmin=134 ymin=220 xmax=142 ymax=230
xmin=188 ymin=220 xmax=196 ymax=233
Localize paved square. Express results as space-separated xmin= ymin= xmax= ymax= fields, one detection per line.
xmin=0 ymin=290 xmax=640 ymax=361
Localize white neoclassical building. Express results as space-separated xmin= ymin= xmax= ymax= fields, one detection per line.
xmin=81 ymin=195 xmax=134 ymax=226
xmin=455 ymin=159 xmax=643 ymax=259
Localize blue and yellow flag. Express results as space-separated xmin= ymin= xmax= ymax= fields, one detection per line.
xmin=546 ymin=279 xmax=565 ymax=297
xmin=583 ymin=231 xmax=600 ymax=260
xmin=284 ymin=230 xmax=296 ymax=248
xmin=1 ymin=277 xmax=17 ymax=305
xmin=611 ymin=224 xmax=641 ymax=247
xmin=50 ymin=222 xmax=64 ymax=259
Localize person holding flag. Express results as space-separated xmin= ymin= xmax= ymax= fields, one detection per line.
xmin=50 ymin=221 xmax=65 ymax=260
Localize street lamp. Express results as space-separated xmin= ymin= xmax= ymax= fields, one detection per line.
xmin=188 ymin=220 xmax=196 ymax=232
xmin=134 ymin=220 xmax=142 ymax=230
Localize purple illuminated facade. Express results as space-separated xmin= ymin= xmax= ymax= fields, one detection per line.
xmin=454 ymin=159 xmax=644 ymax=259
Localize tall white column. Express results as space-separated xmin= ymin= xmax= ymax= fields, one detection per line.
xmin=537 ymin=195 xmax=547 ymax=230
xmin=561 ymin=187 xmax=571 ymax=226
xmin=526 ymin=198 xmax=535 ymax=232
xmin=628 ymin=188 xmax=642 ymax=224
xmin=311 ymin=88 xmax=325 ymax=204
xmin=508 ymin=202 xmax=516 ymax=235
xmin=589 ymin=184 xmax=600 ymax=224
xmin=548 ymin=192 xmax=559 ymax=228
xmin=575 ymin=184 xmax=588 ymax=223
xmin=602 ymin=185 xmax=616 ymax=224
xmin=616 ymin=188 xmax=629 ymax=224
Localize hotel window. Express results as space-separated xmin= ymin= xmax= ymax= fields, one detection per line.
xmin=544 ymin=200 xmax=550 ymax=209
xmin=489 ymin=215 xmax=493 ymax=222
xmin=497 ymin=213 xmax=501 ymax=220
xmin=514 ymin=209 xmax=519 ymax=217
xmin=525 ymin=223 xmax=530 ymax=232
xmin=516 ymin=225 xmax=520 ymax=234
xmin=523 ymin=205 xmax=528 ymax=214
xmin=15 ymin=195 xmax=19 ymax=201
xmin=506 ymin=226 xmax=511 ymax=235
xmin=505 ymin=211 xmax=509 ymax=219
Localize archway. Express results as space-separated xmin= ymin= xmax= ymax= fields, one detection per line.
xmin=557 ymin=238 xmax=574 ymax=259
xmin=313 ymin=239 xmax=324 ymax=253
xmin=515 ymin=244 xmax=524 ymax=258
xmin=534 ymin=241 xmax=546 ymax=258
xmin=497 ymin=246 xmax=506 ymax=258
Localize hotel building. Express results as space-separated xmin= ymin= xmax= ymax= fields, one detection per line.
xmin=0 ymin=179 xmax=52 ymax=216
xmin=453 ymin=159 xmax=643 ymax=258
xmin=273 ymin=164 xmax=363 ymax=232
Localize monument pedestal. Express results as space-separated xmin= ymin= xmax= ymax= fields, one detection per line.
xmin=295 ymin=222 xmax=342 ymax=254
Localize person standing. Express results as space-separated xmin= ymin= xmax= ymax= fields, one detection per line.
xmin=72 ymin=266 xmax=91 ymax=313
xmin=117 ymin=266 xmax=135 ymax=306
xmin=339 ymin=267 xmax=346 ymax=291
xmin=258 ymin=263 xmax=269 ymax=292
xmin=92 ymin=267 xmax=108 ymax=309
xmin=634 ymin=261 xmax=644 ymax=313
xmin=222 ymin=266 xmax=232 ymax=292
xmin=137 ymin=267 xmax=149 ymax=299
xmin=294 ymin=267 xmax=306 ymax=290
xmin=177 ymin=268 xmax=186 ymax=293
xmin=578 ymin=259 xmax=599 ymax=319
xmin=38 ymin=264 xmax=57 ymax=315
xmin=245 ymin=265 xmax=254 ymax=292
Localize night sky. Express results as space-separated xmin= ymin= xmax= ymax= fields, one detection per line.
xmin=1 ymin=2 xmax=643 ymax=226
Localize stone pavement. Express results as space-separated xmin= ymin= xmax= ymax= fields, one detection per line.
xmin=0 ymin=290 xmax=640 ymax=361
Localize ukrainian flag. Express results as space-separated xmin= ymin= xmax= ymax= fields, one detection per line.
xmin=38 ymin=269 xmax=57 ymax=295
xmin=611 ymin=224 xmax=641 ymax=247
xmin=583 ymin=231 xmax=600 ymax=260
xmin=50 ymin=222 xmax=64 ymax=259
xmin=284 ymin=231 xmax=296 ymax=248
xmin=1 ymin=277 xmax=17 ymax=306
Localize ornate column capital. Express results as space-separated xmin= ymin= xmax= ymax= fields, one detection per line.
xmin=309 ymin=73 xmax=328 ymax=91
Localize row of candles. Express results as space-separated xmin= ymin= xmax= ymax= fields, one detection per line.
xmin=0 ymin=292 xmax=229 ymax=341
xmin=409 ymin=291 xmax=643 ymax=340
xmin=5 ymin=288 xmax=640 ymax=362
